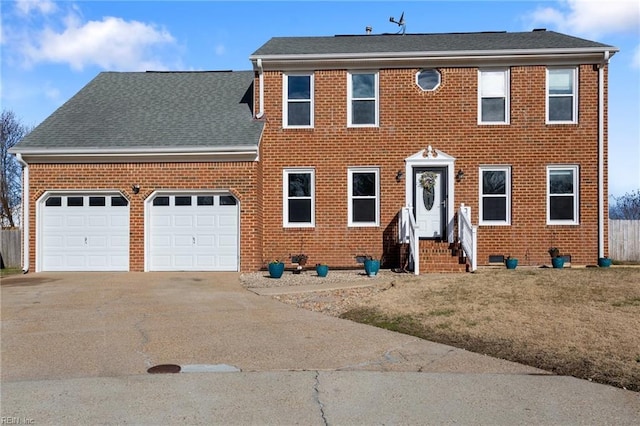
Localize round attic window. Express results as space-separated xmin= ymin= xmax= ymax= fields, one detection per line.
xmin=416 ymin=69 xmax=441 ymax=91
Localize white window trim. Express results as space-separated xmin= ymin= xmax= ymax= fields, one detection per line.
xmin=283 ymin=73 xmax=314 ymax=128
xmin=347 ymin=167 xmax=380 ymax=227
xmin=478 ymin=68 xmax=510 ymax=125
xmin=283 ymin=168 xmax=315 ymax=228
xmin=546 ymin=67 xmax=578 ymax=124
xmin=416 ymin=69 xmax=441 ymax=91
xmin=479 ymin=166 xmax=511 ymax=226
xmin=547 ymin=165 xmax=579 ymax=225
xmin=347 ymin=71 xmax=379 ymax=127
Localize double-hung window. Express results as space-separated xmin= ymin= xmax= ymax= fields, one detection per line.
xmin=479 ymin=166 xmax=511 ymax=225
xmin=283 ymin=73 xmax=313 ymax=128
xmin=283 ymin=169 xmax=314 ymax=227
xmin=348 ymin=71 xmax=378 ymax=127
xmin=478 ymin=69 xmax=510 ymax=124
xmin=547 ymin=166 xmax=579 ymax=224
xmin=547 ymin=68 xmax=578 ymax=123
xmin=348 ymin=168 xmax=379 ymax=227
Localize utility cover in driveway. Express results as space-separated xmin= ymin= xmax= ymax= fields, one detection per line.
xmin=40 ymin=194 xmax=130 ymax=271
xmin=148 ymin=194 xmax=239 ymax=271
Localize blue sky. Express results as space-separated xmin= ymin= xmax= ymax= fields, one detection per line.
xmin=2 ymin=0 xmax=639 ymax=197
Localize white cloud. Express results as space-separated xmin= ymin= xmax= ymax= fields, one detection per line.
xmin=633 ymin=44 xmax=640 ymax=69
xmin=528 ymin=0 xmax=639 ymax=37
xmin=16 ymin=0 xmax=58 ymax=16
xmin=24 ymin=15 xmax=176 ymax=71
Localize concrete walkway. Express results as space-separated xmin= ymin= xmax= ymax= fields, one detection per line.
xmin=1 ymin=272 xmax=638 ymax=425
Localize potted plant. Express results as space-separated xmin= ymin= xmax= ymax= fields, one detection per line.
xmin=290 ymin=254 xmax=308 ymax=274
xmin=505 ymin=256 xmax=518 ymax=270
xmin=598 ymin=256 xmax=612 ymax=268
xmin=364 ymin=257 xmax=380 ymax=277
xmin=315 ymin=263 xmax=329 ymax=277
xmin=268 ymin=259 xmax=285 ymax=278
xmin=548 ymin=247 xmax=564 ymax=269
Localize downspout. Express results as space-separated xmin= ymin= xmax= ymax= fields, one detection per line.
xmin=256 ymin=58 xmax=265 ymax=119
xmin=598 ymin=51 xmax=610 ymax=259
xmin=15 ymin=154 xmax=29 ymax=273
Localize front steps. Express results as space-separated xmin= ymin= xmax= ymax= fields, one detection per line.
xmin=417 ymin=240 xmax=467 ymax=273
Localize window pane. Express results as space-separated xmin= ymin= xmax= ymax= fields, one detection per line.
xmin=550 ymin=196 xmax=575 ymax=220
xmin=175 ymin=196 xmax=192 ymax=206
xmin=220 ymin=196 xmax=237 ymax=205
xmin=482 ymin=198 xmax=507 ymax=221
xmin=288 ymin=199 xmax=311 ymax=223
xmin=481 ymin=98 xmax=505 ymax=122
xmin=352 ymin=173 xmax=375 ymax=196
xmin=482 ymin=171 xmax=506 ymax=195
xmin=153 ymin=197 xmax=170 ymax=206
xmin=417 ymin=69 xmax=440 ymax=91
xmin=111 ymin=196 xmax=128 ymax=206
xmin=549 ymin=70 xmax=573 ymax=94
xmin=89 ymin=196 xmax=106 ymax=207
xmin=287 ymin=102 xmax=311 ymax=126
xmin=549 ymin=97 xmax=573 ymax=121
xmin=288 ymin=173 xmax=311 ymax=197
xmin=481 ymin=71 xmax=505 ymax=96
xmin=197 ymin=196 xmax=214 ymax=206
xmin=288 ymin=76 xmax=310 ymax=100
xmin=353 ymin=199 xmax=376 ymax=222
xmin=352 ymin=74 xmax=375 ymax=98
xmin=68 ymin=197 xmax=83 ymax=207
xmin=352 ymin=100 xmax=375 ymax=124
xmin=550 ymin=170 xmax=574 ymax=194
xmin=45 ymin=197 xmax=62 ymax=207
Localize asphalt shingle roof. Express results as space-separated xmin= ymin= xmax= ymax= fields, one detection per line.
xmin=251 ymin=30 xmax=615 ymax=57
xmin=15 ymin=71 xmax=263 ymax=151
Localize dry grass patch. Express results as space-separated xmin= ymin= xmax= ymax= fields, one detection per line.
xmin=334 ymin=267 xmax=639 ymax=391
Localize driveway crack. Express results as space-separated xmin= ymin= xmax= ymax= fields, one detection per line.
xmin=313 ymin=371 xmax=328 ymax=426
xmin=133 ymin=313 xmax=153 ymax=368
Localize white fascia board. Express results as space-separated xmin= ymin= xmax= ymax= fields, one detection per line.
xmin=251 ymin=48 xmax=618 ymax=70
xmin=14 ymin=146 xmax=259 ymax=164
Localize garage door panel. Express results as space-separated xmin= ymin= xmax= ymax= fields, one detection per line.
xmin=148 ymin=194 xmax=238 ymax=271
xmin=40 ymin=194 xmax=129 ymax=271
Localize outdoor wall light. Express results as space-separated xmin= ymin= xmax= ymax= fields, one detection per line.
xmin=395 ymin=170 xmax=404 ymax=182
xmin=456 ymin=169 xmax=465 ymax=182
xmin=132 ymin=184 xmax=140 ymax=194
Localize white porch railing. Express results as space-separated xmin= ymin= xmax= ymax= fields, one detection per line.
xmin=458 ymin=203 xmax=478 ymax=272
xmin=399 ymin=207 xmax=420 ymax=275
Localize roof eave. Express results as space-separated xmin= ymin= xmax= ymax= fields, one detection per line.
xmin=10 ymin=146 xmax=260 ymax=164
xmin=251 ymin=48 xmax=618 ymax=70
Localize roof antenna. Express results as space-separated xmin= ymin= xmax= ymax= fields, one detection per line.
xmin=389 ymin=11 xmax=406 ymax=35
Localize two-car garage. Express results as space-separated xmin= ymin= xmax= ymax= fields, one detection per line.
xmin=38 ymin=192 xmax=239 ymax=272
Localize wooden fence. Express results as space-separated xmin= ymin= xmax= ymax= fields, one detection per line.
xmin=1 ymin=228 xmax=21 ymax=269
xmin=609 ymin=220 xmax=640 ymax=262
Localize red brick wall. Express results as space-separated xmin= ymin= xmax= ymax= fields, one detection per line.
xmin=25 ymin=162 xmax=262 ymax=272
xmin=257 ymin=64 xmax=609 ymax=269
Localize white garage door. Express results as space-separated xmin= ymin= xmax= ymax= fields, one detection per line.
xmin=40 ymin=194 xmax=130 ymax=271
xmin=148 ymin=194 xmax=239 ymax=271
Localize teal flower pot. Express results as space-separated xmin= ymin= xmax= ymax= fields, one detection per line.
xmin=364 ymin=259 xmax=380 ymax=276
xmin=268 ymin=262 xmax=285 ymax=278
xmin=505 ymin=258 xmax=518 ymax=270
xmin=551 ymin=257 xmax=565 ymax=269
xmin=316 ymin=264 xmax=329 ymax=277
xmin=598 ymin=257 xmax=612 ymax=268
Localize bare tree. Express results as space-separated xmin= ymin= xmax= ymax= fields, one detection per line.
xmin=610 ymin=190 xmax=640 ymax=220
xmin=1 ymin=110 xmax=31 ymax=228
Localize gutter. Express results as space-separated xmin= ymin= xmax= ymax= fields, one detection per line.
xmin=256 ymin=58 xmax=265 ymax=119
xmin=598 ymin=51 xmax=611 ymax=259
xmin=15 ymin=154 xmax=29 ymax=273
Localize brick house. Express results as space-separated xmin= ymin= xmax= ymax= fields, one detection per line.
xmin=11 ymin=29 xmax=618 ymax=273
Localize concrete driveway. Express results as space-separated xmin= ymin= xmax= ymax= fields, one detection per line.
xmin=2 ymin=272 xmax=639 ymax=425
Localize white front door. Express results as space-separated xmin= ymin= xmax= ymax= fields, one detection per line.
xmin=414 ymin=168 xmax=446 ymax=239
